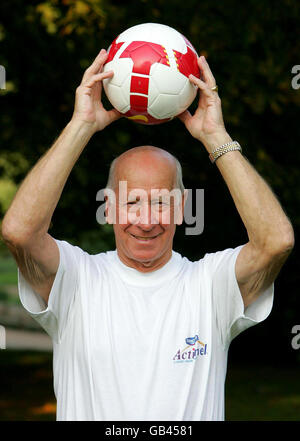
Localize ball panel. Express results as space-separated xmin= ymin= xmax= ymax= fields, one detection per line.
xmin=102 ymin=81 xmax=130 ymax=113
xmin=104 ymin=58 xmax=133 ymax=87
xmin=116 ymin=23 xmax=187 ymax=53
xmin=148 ymin=94 xmax=181 ymax=119
xmin=173 ymin=46 xmax=200 ymax=79
xmin=147 ymin=78 xmax=158 ymax=107
xmin=130 ymin=75 xmax=149 ymax=95
xmin=120 ymin=41 xmax=169 ymax=75
xmin=106 ymin=38 xmax=124 ymax=63
xmin=178 ymin=80 xmax=198 ymax=110
xmin=149 ymin=63 xmax=187 ymax=94
xmin=130 ymin=94 xmax=148 ymax=112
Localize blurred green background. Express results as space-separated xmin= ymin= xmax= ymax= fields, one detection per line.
xmin=0 ymin=0 xmax=300 ymax=420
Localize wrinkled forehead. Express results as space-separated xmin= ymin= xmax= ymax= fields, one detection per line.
xmin=116 ymin=184 xmax=182 ymax=204
xmin=114 ymin=150 xmax=177 ymax=192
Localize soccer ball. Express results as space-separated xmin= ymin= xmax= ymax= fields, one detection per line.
xmin=103 ymin=23 xmax=200 ymax=125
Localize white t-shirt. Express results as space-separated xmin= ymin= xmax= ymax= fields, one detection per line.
xmin=18 ymin=239 xmax=273 ymax=421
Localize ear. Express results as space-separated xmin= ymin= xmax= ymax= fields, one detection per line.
xmin=175 ymin=189 xmax=188 ymax=225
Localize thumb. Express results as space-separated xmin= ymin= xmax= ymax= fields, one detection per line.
xmin=107 ymin=108 xmax=123 ymax=123
xmin=177 ymin=110 xmax=192 ymax=125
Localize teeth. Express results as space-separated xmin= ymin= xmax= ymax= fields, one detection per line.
xmin=132 ymin=235 xmax=155 ymax=240
xmin=136 ymin=236 xmax=152 ymax=240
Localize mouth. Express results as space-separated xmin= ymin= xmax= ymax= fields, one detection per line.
xmin=129 ymin=233 xmax=161 ymax=242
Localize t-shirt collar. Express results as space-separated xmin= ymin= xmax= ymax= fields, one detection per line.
xmin=112 ymin=250 xmax=183 ymax=286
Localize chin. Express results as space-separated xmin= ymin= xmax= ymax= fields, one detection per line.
xmin=127 ymin=242 xmax=168 ymax=263
xmin=129 ymin=249 xmax=159 ymax=263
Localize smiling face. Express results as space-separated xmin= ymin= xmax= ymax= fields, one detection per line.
xmin=107 ymin=147 xmax=185 ymax=272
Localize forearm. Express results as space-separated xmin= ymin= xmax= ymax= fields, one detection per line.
xmin=203 ymin=132 xmax=294 ymax=253
xmin=2 ymin=119 xmax=95 ymax=243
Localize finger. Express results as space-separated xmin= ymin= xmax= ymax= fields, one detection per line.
xmin=84 ymin=70 xmax=113 ymax=88
xmin=198 ymin=56 xmax=216 ymax=88
xmin=82 ymin=49 xmax=109 ymax=83
xmin=189 ymin=74 xmax=214 ymax=99
xmin=90 ymin=49 xmax=109 ymax=73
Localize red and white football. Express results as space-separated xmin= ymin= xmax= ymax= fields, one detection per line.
xmin=103 ymin=23 xmax=200 ymax=125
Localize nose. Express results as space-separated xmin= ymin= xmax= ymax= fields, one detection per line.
xmin=138 ymin=223 xmax=154 ymax=232
xmin=138 ymin=203 xmax=158 ymax=230
xmin=129 ymin=202 xmax=159 ymax=229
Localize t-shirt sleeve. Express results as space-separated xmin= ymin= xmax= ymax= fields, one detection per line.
xmin=204 ymin=244 xmax=274 ymax=349
xmin=18 ymin=238 xmax=83 ymax=343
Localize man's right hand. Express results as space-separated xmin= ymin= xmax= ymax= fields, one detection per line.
xmin=72 ymin=49 xmax=122 ymax=133
xmin=1 ymin=49 xmax=122 ymax=306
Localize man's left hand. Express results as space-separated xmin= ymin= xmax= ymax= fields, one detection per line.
xmin=178 ymin=56 xmax=230 ymax=149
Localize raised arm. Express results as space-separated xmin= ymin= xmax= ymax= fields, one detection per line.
xmin=1 ymin=49 xmax=121 ymax=304
xmin=179 ymin=55 xmax=294 ymax=308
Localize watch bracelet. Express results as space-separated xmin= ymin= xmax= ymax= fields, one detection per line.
xmin=209 ymin=141 xmax=242 ymax=163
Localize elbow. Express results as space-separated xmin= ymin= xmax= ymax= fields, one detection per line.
xmin=1 ymin=213 xmax=48 ymax=250
xmin=278 ymin=222 xmax=295 ymax=253
xmin=267 ymin=223 xmax=295 ymax=258
xmin=1 ymin=219 xmax=13 ymax=244
xmin=281 ymin=235 xmax=295 ymax=256
xmin=1 ymin=219 xmax=32 ymax=249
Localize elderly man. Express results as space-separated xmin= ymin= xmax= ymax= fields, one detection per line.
xmin=1 ymin=49 xmax=294 ymax=421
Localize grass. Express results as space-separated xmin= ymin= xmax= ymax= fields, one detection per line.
xmin=0 ymin=350 xmax=299 ymax=421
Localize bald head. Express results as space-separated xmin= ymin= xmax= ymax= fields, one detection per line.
xmin=106 ymin=146 xmax=184 ymax=193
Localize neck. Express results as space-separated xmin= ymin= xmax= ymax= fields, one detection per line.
xmin=117 ymin=249 xmax=172 ymax=273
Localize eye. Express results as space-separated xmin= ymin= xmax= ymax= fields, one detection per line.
xmin=151 ymin=200 xmax=169 ymax=210
xmin=126 ymin=200 xmax=141 ymax=207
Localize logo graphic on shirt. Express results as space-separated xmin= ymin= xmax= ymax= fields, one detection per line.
xmin=173 ymin=334 xmax=207 ymax=363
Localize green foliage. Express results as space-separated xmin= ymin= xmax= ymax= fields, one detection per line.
xmin=0 ymin=255 xmax=18 ymax=285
